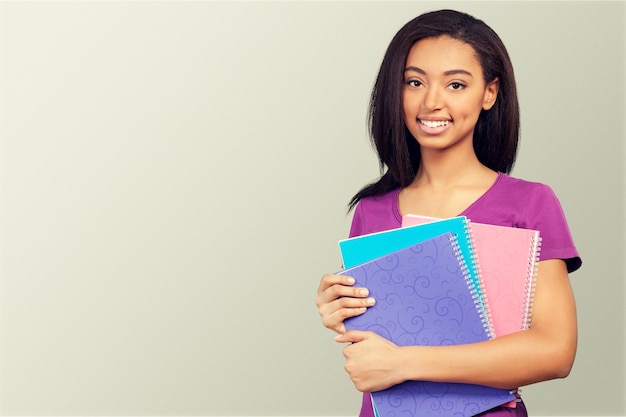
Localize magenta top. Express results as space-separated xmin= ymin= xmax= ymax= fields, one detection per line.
xmin=349 ymin=172 xmax=581 ymax=272
xmin=348 ymin=172 xmax=581 ymax=417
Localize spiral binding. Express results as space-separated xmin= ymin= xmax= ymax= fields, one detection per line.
xmin=464 ymin=219 xmax=494 ymax=339
xmin=448 ymin=232 xmax=495 ymax=341
xmin=521 ymin=234 xmax=542 ymax=330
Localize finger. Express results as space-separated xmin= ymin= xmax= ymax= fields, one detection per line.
xmin=319 ymin=286 xmax=371 ymax=308
xmin=317 ymin=277 xmax=369 ymax=301
xmin=316 ymin=274 xmax=375 ymax=334
xmin=321 ymin=306 xmax=366 ymax=332
xmin=335 ymin=330 xmax=372 ymax=343
xmin=318 ymin=273 xmax=356 ymax=293
xmin=316 ymin=284 xmax=371 ymax=312
xmin=319 ymin=295 xmax=375 ymax=319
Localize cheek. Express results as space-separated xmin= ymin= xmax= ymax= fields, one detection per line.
xmin=401 ymin=95 xmax=413 ymax=121
xmin=401 ymin=108 xmax=413 ymax=128
xmin=455 ymin=97 xmax=486 ymax=119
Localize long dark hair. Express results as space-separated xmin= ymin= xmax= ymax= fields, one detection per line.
xmin=349 ymin=9 xmax=519 ymax=210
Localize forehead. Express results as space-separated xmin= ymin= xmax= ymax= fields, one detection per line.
xmin=405 ymin=35 xmax=482 ymax=72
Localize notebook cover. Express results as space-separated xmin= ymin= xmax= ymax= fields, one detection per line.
xmin=339 ymin=233 xmax=515 ymax=417
xmin=402 ymin=214 xmax=541 ymax=336
xmin=339 ymin=216 xmax=488 ymax=323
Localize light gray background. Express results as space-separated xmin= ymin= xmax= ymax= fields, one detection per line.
xmin=0 ymin=1 xmax=624 ymax=415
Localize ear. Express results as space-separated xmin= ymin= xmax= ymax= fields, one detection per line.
xmin=482 ymin=77 xmax=499 ymax=110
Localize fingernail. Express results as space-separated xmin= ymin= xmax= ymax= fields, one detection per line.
xmin=359 ymin=288 xmax=369 ymax=296
xmin=366 ymin=297 xmax=376 ymax=306
xmin=346 ymin=277 xmax=355 ymax=284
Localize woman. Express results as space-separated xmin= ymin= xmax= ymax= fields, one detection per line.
xmin=316 ymin=9 xmax=581 ymax=417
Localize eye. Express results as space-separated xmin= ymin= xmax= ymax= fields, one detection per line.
xmin=406 ymin=79 xmax=423 ymax=88
xmin=448 ymin=82 xmax=466 ymax=90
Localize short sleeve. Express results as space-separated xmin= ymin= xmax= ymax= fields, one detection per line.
xmin=520 ymin=184 xmax=582 ymax=273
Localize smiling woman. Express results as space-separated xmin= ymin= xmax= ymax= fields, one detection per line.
xmin=316 ymin=9 xmax=581 ymax=417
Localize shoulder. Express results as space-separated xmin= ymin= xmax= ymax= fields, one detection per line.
xmin=357 ymin=188 xmax=402 ymax=211
xmin=497 ymin=174 xmax=563 ymax=224
xmin=492 ymin=173 xmax=556 ymax=201
xmin=349 ymin=189 xmax=402 ymax=238
xmin=471 ymin=173 xmax=582 ymax=273
xmin=469 ymin=173 xmax=561 ymax=227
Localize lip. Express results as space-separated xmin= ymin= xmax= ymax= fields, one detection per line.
xmin=418 ymin=118 xmax=453 ymax=135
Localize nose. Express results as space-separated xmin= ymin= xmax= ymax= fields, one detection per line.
xmin=424 ymin=86 xmax=443 ymax=111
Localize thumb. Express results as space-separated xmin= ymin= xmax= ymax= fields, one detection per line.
xmin=335 ymin=330 xmax=372 ymax=344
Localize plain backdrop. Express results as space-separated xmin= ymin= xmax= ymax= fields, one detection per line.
xmin=0 ymin=1 xmax=624 ymax=415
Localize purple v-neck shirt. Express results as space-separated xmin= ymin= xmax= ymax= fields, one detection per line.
xmin=349 ymin=172 xmax=581 ymax=272
xmin=348 ymin=172 xmax=581 ymax=417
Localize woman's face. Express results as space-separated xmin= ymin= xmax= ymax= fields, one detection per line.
xmin=402 ymin=35 xmax=498 ymax=153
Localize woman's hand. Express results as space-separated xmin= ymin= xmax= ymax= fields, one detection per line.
xmin=335 ymin=330 xmax=405 ymax=392
xmin=315 ymin=273 xmax=375 ymax=334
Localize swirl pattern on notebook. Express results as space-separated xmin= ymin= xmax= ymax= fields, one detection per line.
xmin=339 ymin=216 xmax=487 ymax=321
xmin=340 ymin=232 xmax=514 ymax=417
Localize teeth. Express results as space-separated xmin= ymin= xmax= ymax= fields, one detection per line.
xmin=420 ymin=119 xmax=450 ymax=128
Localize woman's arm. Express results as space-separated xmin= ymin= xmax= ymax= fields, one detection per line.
xmin=336 ymin=259 xmax=577 ymax=392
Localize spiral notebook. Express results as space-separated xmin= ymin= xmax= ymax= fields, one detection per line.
xmin=339 ymin=232 xmax=515 ymax=417
xmin=402 ymin=214 xmax=541 ymax=337
xmin=339 ymin=216 xmax=488 ymax=323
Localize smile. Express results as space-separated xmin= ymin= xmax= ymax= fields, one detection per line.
xmin=419 ymin=119 xmax=451 ymax=128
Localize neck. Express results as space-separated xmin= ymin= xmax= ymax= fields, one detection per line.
xmin=412 ymin=147 xmax=493 ymax=188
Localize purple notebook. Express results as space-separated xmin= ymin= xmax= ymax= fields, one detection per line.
xmin=339 ymin=232 xmax=515 ymax=417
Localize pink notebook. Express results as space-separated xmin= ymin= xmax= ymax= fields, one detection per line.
xmin=402 ymin=215 xmax=541 ymax=409
xmin=402 ymin=214 xmax=541 ymax=337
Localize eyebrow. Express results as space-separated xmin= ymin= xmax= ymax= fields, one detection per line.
xmin=404 ymin=66 xmax=474 ymax=77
